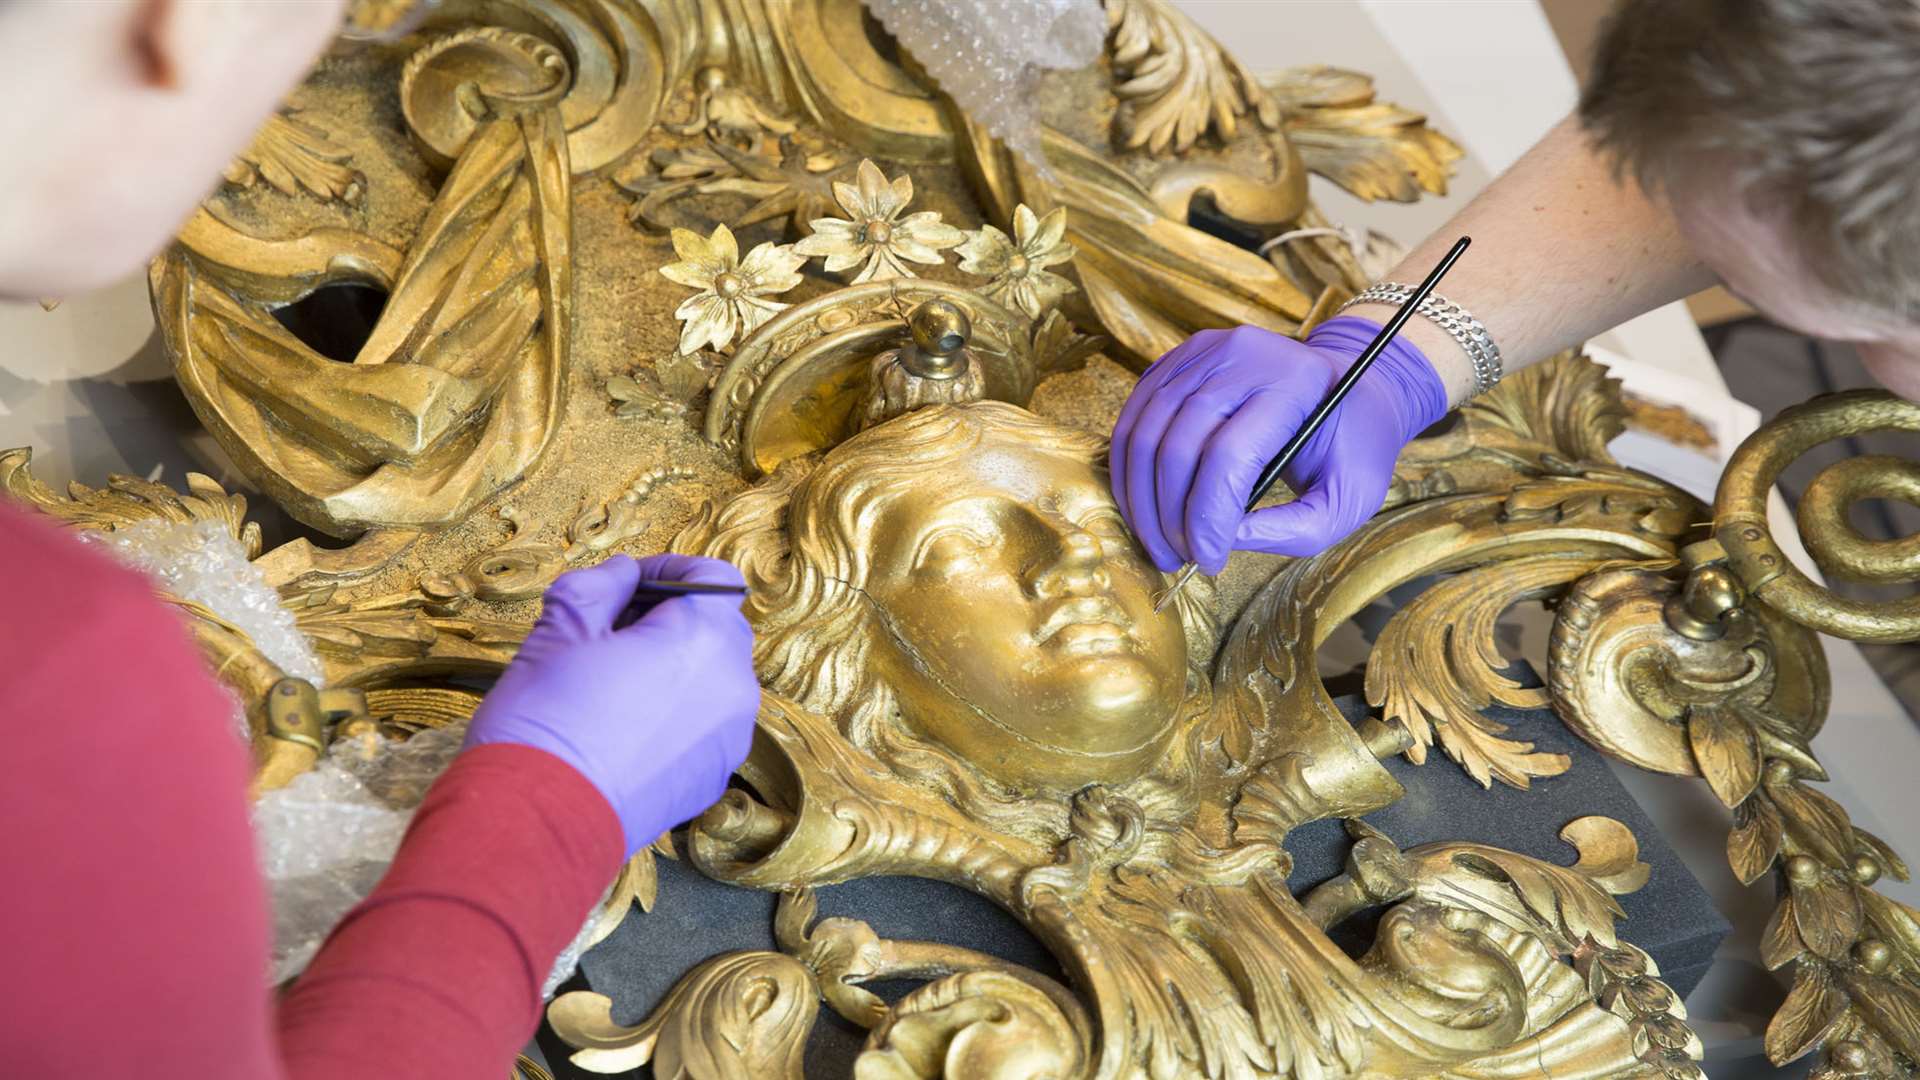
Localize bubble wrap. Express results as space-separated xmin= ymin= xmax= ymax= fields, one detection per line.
xmin=83 ymin=519 xmax=323 ymax=686
xmin=257 ymin=721 xmax=613 ymax=991
xmin=255 ymin=725 xmax=465 ymax=980
xmin=864 ymin=0 xmax=1105 ymax=170
xmin=543 ymin=885 xmax=614 ymax=1000
xmin=92 ymin=519 xmax=609 ymax=991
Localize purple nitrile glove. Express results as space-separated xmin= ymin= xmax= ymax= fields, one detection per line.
xmin=464 ymin=553 xmax=760 ymax=859
xmin=1110 ymin=317 xmax=1449 ymax=576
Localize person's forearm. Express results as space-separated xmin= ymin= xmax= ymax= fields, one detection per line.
xmin=276 ymin=744 xmax=623 ymax=1079
xmin=1347 ymin=115 xmax=1715 ymax=405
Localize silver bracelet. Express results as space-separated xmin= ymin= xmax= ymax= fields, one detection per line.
xmin=1337 ymin=283 xmax=1504 ymax=395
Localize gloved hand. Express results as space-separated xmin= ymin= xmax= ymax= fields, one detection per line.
xmin=1110 ymin=317 xmax=1449 ymax=575
xmin=464 ymin=553 xmax=760 ymax=858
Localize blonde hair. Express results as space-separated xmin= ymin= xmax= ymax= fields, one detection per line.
xmin=675 ymin=402 xmax=1217 ymax=838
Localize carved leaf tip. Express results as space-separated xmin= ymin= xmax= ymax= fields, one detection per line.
xmin=226 ymin=110 xmax=365 ymax=204
xmin=1264 ymin=66 xmax=1463 ymax=203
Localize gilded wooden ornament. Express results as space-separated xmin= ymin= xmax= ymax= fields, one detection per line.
xmin=4 ymin=1 xmax=1915 ymax=1077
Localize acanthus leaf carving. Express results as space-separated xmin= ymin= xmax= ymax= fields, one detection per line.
xmin=585 ymin=833 xmax=677 ymax=949
xmin=1263 ymin=67 xmax=1463 ymax=204
xmin=1365 ymin=556 xmax=1589 ymax=788
xmin=548 ymin=950 xmax=818 ymax=1078
xmin=1103 ymin=0 xmax=1280 ymax=155
xmin=224 ymin=110 xmax=364 ymax=204
xmin=0 ymin=447 xmax=261 ymax=556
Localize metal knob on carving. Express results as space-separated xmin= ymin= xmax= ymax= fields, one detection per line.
xmin=859 ymin=299 xmax=986 ymax=428
xmin=901 ymin=299 xmax=973 ymax=380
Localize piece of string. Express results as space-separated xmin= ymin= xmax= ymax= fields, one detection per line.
xmin=1259 ymin=223 xmax=1407 ymax=282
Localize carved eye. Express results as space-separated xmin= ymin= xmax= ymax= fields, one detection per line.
xmin=1078 ymin=510 xmax=1134 ymax=553
xmin=914 ymin=529 xmax=990 ymax=573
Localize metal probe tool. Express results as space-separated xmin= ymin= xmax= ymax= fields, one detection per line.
xmin=615 ymin=578 xmax=751 ymax=630
xmin=1152 ymin=235 xmax=1471 ymax=614
xmin=629 ymin=580 xmax=751 ymax=597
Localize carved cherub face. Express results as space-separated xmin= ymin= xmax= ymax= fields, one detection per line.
xmin=684 ymin=402 xmax=1212 ymax=800
xmin=856 ymin=434 xmax=1188 ymax=789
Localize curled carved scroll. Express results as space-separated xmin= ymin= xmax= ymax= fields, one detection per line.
xmin=549 ymin=950 xmax=818 ymax=1077
xmin=1547 ymin=563 xmax=1920 ymax=1075
xmin=1714 ymin=389 xmax=1920 ymax=642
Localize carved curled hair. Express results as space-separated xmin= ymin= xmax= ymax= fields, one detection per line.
xmin=674 ymin=402 xmax=1217 ymax=838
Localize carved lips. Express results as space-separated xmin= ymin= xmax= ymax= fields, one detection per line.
xmin=1035 ymin=595 xmax=1135 ymax=656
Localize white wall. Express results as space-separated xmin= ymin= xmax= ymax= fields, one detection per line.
xmin=0 ymin=273 xmax=203 ymax=490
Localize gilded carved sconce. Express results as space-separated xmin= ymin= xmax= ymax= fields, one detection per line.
xmin=6 ymin=1 xmax=1919 ymax=1077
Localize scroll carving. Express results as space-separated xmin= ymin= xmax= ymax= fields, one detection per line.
xmin=5 ymin=2 xmax=1909 ymax=1077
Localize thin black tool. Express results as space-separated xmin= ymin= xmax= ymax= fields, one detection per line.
xmin=1154 ymin=235 xmax=1471 ymax=613
xmin=615 ymin=578 xmax=751 ymax=630
xmin=630 ymin=579 xmax=751 ymax=597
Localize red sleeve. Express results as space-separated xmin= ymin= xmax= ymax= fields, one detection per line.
xmin=0 ymin=503 xmax=281 ymax=1077
xmin=276 ymin=743 xmax=623 ymax=1078
xmin=0 ymin=503 xmax=624 ymax=1079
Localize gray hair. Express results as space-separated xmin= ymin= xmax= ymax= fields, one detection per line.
xmin=1581 ymin=0 xmax=1920 ymax=318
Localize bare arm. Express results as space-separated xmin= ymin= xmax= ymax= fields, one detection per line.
xmin=1347 ymin=115 xmax=1717 ymax=404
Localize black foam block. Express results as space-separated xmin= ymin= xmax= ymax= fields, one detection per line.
xmin=1287 ymin=689 xmax=1728 ymax=999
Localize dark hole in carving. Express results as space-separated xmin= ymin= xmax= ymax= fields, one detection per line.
xmin=861 ymin=6 xmax=903 ymax=67
xmin=1416 ymin=411 xmax=1461 ymax=439
xmin=271 ymin=282 xmax=388 ymax=363
xmin=1321 ymin=903 xmax=1388 ymax=962
xmin=1187 ymin=197 xmax=1262 ymax=249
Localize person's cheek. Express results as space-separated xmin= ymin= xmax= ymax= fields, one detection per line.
xmin=1857 ymin=341 xmax=1920 ymax=402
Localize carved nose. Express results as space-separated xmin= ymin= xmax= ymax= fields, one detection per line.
xmin=1034 ymin=530 xmax=1110 ymax=596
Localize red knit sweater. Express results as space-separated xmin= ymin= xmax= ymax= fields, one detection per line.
xmin=0 ymin=501 xmax=621 ymax=1078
